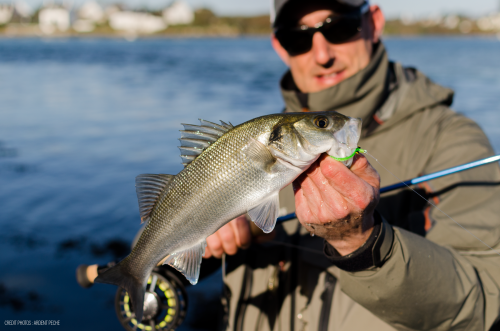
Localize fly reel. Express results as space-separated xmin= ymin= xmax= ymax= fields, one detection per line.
xmin=114 ymin=267 xmax=187 ymax=331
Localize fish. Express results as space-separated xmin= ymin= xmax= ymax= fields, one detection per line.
xmin=95 ymin=111 xmax=361 ymax=321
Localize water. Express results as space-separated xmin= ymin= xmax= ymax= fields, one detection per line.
xmin=0 ymin=36 xmax=499 ymax=330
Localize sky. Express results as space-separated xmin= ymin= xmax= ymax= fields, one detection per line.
xmin=21 ymin=0 xmax=500 ymax=17
xmin=179 ymin=0 xmax=500 ymax=17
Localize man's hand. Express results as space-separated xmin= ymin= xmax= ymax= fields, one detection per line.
xmin=204 ymin=215 xmax=252 ymax=258
xmin=294 ymin=153 xmax=380 ymax=256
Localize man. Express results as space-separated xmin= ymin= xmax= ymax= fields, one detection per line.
xmin=204 ymin=0 xmax=500 ymax=330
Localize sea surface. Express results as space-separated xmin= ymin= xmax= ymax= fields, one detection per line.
xmin=0 ymin=36 xmax=499 ymax=330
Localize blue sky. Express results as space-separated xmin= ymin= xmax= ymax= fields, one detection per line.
xmin=23 ymin=0 xmax=500 ymax=17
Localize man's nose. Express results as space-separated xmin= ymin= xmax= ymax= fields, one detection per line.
xmin=311 ymin=31 xmax=334 ymax=68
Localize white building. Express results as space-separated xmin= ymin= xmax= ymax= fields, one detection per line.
xmin=78 ymin=1 xmax=104 ymax=22
xmin=477 ymin=13 xmax=500 ymax=32
xmin=39 ymin=6 xmax=70 ymax=34
xmin=104 ymin=4 xmax=121 ymax=19
xmin=162 ymin=1 xmax=193 ymax=25
xmin=0 ymin=1 xmax=32 ymax=25
xmin=15 ymin=1 xmax=32 ymax=18
xmin=73 ymin=1 xmax=104 ymax=32
xmin=109 ymin=11 xmax=166 ymax=34
xmin=442 ymin=15 xmax=459 ymax=30
xmin=0 ymin=4 xmax=13 ymax=24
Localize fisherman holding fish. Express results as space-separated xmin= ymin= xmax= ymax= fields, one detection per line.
xmin=202 ymin=0 xmax=500 ymax=330
xmin=95 ymin=0 xmax=500 ymax=329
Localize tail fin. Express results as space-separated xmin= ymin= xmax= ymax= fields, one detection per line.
xmin=95 ymin=262 xmax=146 ymax=321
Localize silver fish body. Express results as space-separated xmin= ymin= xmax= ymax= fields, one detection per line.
xmin=95 ymin=111 xmax=361 ymax=322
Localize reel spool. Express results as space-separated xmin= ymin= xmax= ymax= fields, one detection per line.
xmin=115 ymin=267 xmax=187 ymax=331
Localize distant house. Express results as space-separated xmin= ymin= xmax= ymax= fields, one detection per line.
xmin=14 ymin=1 xmax=32 ymax=19
xmin=104 ymin=4 xmax=122 ymax=19
xmin=78 ymin=1 xmax=104 ymax=23
xmin=0 ymin=4 xmax=13 ymax=25
xmin=477 ymin=13 xmax=500 ymax=32
xmin=442 ymin=15 xmax=459 ymax=30
xmin=162 ymin=1 xmax=193 ymax=25
xmin=39 ymin=6 xmax=70 ymax=34
xmin=109 ymin=11 xmax=166 ymax=34
xmin=1 ymin=1 xmax=33 ymax=24
xmin=73 ymin=1 xmax=104 ymax=32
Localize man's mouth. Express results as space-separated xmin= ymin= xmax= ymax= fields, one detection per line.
xmin=315 ymin=70 xmax=346 ymax=87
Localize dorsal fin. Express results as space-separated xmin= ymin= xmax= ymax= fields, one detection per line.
xmin=135 ymin=174 xmax=175 ymax=223
xmin=219 ymin=120 xmax=234 ymax=130
xmin=179 ymin=138 xmax=211 ymax=149
xmin=179 ymin=119 xmax=233 ymax=167
xmin=199 ymin=119 xmax=228 ymax=132
xmin=179 ymin=130 xmax=219 ymax=141
xmin=181 ymin=123 xmax=224 ymax=137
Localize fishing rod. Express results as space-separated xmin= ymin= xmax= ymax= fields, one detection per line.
xmin=277 ymin=154 xmax=500 ymax=223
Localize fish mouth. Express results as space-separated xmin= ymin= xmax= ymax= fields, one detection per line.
xmin=327 ymin=118 xmax=362 ymax=167
xmin=270 ymin=147 xmax=319 ymax=171
xmin=276 ymin=154 xmax=320 ymax=171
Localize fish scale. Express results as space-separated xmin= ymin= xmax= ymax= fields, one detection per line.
xmin=95 ymin=111 xmax=361 ymax=322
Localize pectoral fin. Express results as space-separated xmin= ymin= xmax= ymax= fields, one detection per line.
xmin=163 ymin=241 xmax=207 ymax=285
xmin=242 ymin=138 xmax=276 ymax=172
xmin=247 ymin=193 xmax=280 ymax=233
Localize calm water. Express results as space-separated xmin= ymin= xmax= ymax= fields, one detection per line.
xmin=0 ymin=36 xmax=499 ymax=330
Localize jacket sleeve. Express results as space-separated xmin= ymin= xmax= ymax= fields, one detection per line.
xmin=337 ymin=109 xmax=500 ymax=331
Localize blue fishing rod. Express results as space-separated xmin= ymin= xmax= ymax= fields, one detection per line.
xmin=277 ymin=154 xmax=500 ymax=223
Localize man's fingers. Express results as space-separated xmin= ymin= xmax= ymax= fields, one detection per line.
xmin=217 ymin=222 xmax=238 ymax=255
xmin=205 ymin=232 xmax=224 ymax=258
xmin=294 ymin=175 xmax=314 ymax=224
xmin=231 ymin=215 xmax=251 ymax=249
xmin=350 ymin=154 xmax=380 ymax=189
xmin=295 ymin=169 xmax=322 ymax=222
xmin=319 ymin=154 xmax=378 ymax=209
xmin=204 ymin=216 xmax=252 ymax=259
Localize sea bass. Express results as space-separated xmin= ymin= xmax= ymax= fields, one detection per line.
xmin=95 ymin=111 xmax=361 ymax=321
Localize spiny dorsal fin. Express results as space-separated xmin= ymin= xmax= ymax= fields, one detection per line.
xmin=179 ymin=119 xmax=233 ymax=167
xmin=219 ymin=120 xmax=234 ymax=130
xmin=180 ymin=155 xmax=196 ymax=167
xmin=199 ymin=119 xmax=228 ymax=132
xmin=135 ymin=174 xmax=175 ymax=223
xmin=179 ymin=130 xmax=219 ymax=141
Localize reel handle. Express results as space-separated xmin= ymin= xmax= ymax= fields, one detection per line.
xmin=76 ymin=262 xmax=116 ymax=288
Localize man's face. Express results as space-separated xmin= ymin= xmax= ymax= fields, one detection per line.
xmin=272 ymin=6 xmax=384 ymax=93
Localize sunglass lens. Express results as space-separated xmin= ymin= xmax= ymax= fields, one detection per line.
xmin=276 ymin=30 xmax=313 ymax=56
xmin=322 ymin=17 xmax=361 ymax=44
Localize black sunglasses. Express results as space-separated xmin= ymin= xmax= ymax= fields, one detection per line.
xmin=274 ymin=2 xmax=370 ymax=56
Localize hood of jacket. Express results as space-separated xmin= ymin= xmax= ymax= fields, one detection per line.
xmin=280 ymin=42 xmax=455 ymax=136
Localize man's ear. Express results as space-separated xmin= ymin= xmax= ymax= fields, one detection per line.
xmin=369 ymin=5 xmax=385 ymax=43
xmin=271 ymin=34 xmax=290 ymax=66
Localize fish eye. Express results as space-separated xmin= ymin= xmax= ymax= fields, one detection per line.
xmin=314 ymin=116 xmax=329 ymax=129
